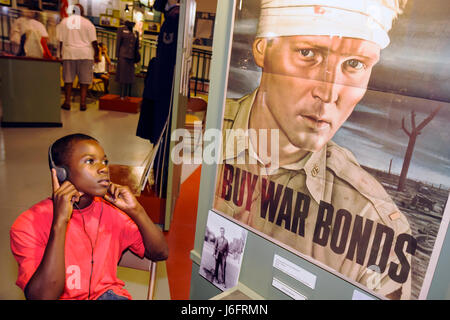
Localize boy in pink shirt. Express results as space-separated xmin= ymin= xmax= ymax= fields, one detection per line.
xmin=10 ymin=133 xmax=168 ymax=300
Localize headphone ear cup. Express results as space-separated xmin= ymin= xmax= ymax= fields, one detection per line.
xmin=55 ymin=166 xmax=68 ymax=184
xmin=48 ymin=144 xmax=70 ymax=185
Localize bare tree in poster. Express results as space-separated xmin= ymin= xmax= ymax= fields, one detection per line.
xmin=398 ymin=105 xmax=442 ymax=191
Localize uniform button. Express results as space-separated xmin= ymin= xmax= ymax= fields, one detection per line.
xmin=326 ymin=151 xmax=331 ymax=158
xmin=311 ymin=164 xmax=319 ymax=177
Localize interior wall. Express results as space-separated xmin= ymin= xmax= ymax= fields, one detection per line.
xmin=196 ymin=0 xmax=217 ymax=13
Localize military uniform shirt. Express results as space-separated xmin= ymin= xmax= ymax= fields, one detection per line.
xmin=214 ymin=90 xmax=413 ymax=299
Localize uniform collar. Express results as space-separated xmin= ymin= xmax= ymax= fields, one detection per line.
xmin=166 ymin=4 xmax=180 ymax=15
xmin=303 ymin=144 xmax=327 ymax=205
xmin=223 ymin=89 xmax=328 ymax=204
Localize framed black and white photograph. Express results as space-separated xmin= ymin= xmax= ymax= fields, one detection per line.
xmin=199 ymin=210 xmax=248 ymax=291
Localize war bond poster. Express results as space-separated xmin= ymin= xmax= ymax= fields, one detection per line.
xmin=212 ymin=0 xmax=450 ymax=300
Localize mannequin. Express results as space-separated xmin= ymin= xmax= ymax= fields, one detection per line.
xmin=136 ymin=0 xmax=180 ymax=197
xmin=115 ymin=20 xmax=140 ymax=98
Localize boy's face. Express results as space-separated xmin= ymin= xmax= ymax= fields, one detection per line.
xmin=253 ymin=35 xmax=380 ymax=152
xmin=66 ymin=140 xmax=110 ymax=197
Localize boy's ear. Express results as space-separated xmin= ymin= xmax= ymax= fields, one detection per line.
xmin=252 ymin=38 xmax=267 ymax=68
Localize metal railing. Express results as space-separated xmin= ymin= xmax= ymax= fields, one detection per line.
xmin=0 ymin=8 xmax=21 ymax=54
xmin=0 ymin=10 xmax=211 ymax=94
xmin=191 ymin=47 xmax=211 ymax=96
xmin=97 ymin=27 xmax=211 ymax=94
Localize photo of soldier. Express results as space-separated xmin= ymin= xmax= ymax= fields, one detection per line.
xmin=199 ymin=211 xmax=248 ymax=291
xmin=212 ymin=227 xmax=229 ymax=287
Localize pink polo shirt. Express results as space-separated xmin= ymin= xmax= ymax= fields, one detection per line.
xmin=10 ymin=197 xmax=145 ymax=300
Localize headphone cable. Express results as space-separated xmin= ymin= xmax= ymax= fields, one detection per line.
xmin=75 ymin=200 xmax=103 ymax=300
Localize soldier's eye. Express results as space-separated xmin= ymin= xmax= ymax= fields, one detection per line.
xmin=346 ymin=59 xmax=365 ymax=70
xmin=299 ymin=49 xmax=315 ymax=58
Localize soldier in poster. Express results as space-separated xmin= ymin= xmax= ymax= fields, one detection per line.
xmin=214 ymin=0 xmax=417 ymax=299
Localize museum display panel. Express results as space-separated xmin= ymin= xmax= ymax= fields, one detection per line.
xmin=190 ymin=0 xmax=450 ymax=300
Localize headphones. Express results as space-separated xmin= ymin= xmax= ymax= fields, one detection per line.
xmin=48 ymin=143 xmax=69 ymax=184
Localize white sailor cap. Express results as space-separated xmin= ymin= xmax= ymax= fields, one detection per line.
xmin=256 ymin=0 xmax=401 ymax=49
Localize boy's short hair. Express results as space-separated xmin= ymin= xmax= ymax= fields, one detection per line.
xmin=51 ymin=133 xmax=98 ymax=168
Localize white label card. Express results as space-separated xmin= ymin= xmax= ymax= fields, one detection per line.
xmin=272 ymin=278 xmax=307 ymax=300
xmin=273 ymin=254 xmax=317 ymax=289
xmin=352 ymin=289 xmax=376 ymax=300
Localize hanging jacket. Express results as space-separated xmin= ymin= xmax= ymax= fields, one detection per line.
xmin=143 ymin=5 xmax=180 ymax=101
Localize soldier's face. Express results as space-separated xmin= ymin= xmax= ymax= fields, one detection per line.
xmin=253 ymin=35 xmax=380 ymax=152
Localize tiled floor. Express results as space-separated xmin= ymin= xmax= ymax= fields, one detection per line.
xmin=0 ymin=95 xmax=199 ymax=299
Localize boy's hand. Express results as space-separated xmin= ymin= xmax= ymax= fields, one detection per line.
xmin=104 ymin=183 xmax=142 ymax=217
xmin=51 ymin=169 xmax=84 ymax=226
xmin=105 ymin=182 xmax=169 ymax=261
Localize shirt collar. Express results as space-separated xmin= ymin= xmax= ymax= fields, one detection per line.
xmin=72 ymin=196 xmax=101 ymax=215
xmin=166 ymin=3 xmax=179 ymax=12
xmin=303 ymin=144 xmax=327 ymax=205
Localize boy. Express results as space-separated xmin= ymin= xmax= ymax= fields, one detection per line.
xmin=93 ymin=43 xmax=111 ymax=94
xmin=10 ymin=134 xmax=169 ymax=300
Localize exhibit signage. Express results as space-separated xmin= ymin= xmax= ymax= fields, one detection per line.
xmin=212 ymin=0 xmax=450 ymax=300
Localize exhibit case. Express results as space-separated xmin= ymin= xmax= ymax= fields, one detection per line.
xmin=189 ymin=0 xmax=450 ymax=300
